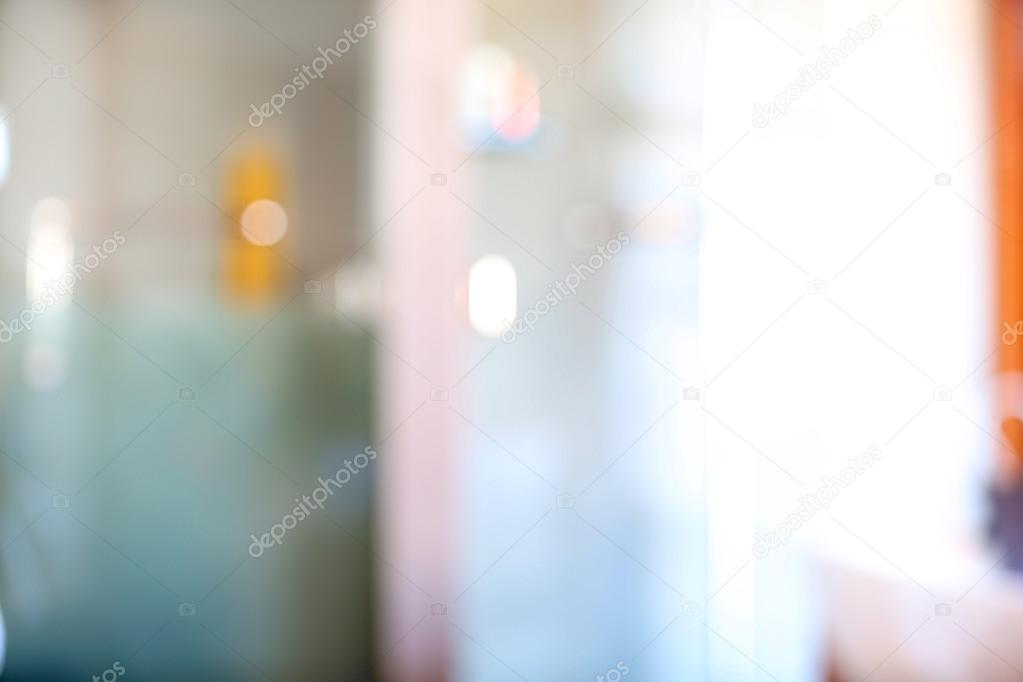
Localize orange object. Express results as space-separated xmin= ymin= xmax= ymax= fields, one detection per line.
xmin=993 ymin=0 xmax=1023 ymax=480
xmin=1002 ymin=417 xmax=1023 ymax=460
xmin=993 ymin=0 xmax=1023 ymax=374
xmin=221 ymin=146 xmax=289 ymax=303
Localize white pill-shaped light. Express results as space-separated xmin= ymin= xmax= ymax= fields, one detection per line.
xmin=27 ymin=197 xmax=73 ymax=304
xmin=468 ymin=255 xmax=517 ymax=337
xmin=0 ymin=116 xmax=9 ymax=187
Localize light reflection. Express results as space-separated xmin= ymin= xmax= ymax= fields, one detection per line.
xmin=0 ymin=114 xmax=9 ymax=186
xmin=240 ymin=198 xmax=289 ymax=246
xmin=460 ymin=44 xmax=541 ymax=146
xmin=26 ymin=198 xmax=73 ymax=304
xmin=468 ymin=255 xmax=517 ymax=337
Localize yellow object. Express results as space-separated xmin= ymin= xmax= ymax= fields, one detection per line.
xmin=221 ymin=147 xmax=288 ymax=303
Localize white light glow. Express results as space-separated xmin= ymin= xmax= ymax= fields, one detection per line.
xmin=334 ymin=256 xmax=379 ymax=323
xmin=468 ymin=255 xmax=516 ymax=337
xmin=240 ymin=199 xmax=288 ymax=246
xmin=0 ymin=116 xmax=9 ymax=186
xmin=27 ymin=198 xmax=73 ymax=304
xmin=460 ymin=44 xmax=542 ymax=145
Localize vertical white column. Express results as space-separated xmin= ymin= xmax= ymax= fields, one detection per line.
xmin=374 ymin=0 xmax=469 ymax=679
